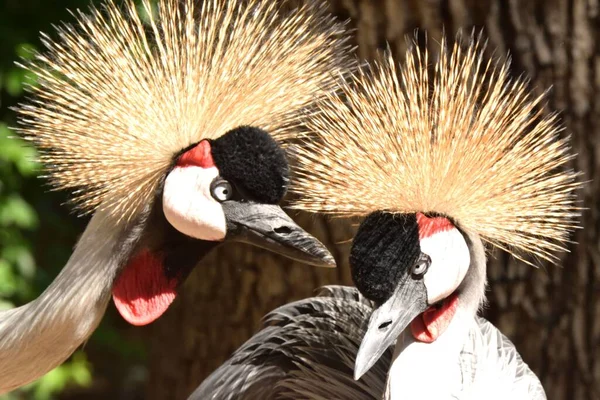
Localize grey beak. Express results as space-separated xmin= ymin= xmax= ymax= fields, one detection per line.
xmin=354 ymin=278 xmax=428 ymax=380
xmin=223 ymin=202 xmax=336 ymax=268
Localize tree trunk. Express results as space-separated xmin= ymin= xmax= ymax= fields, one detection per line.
xmin=146 ymin=1 xmax=599 ymax=399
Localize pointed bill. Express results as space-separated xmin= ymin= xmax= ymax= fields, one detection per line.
xmin=223 ymin=202 xmax=336 ymax=268
xmin=354 ymin=278 xmax=428 ymax=380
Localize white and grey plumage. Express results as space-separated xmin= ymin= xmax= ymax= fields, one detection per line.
xmin=1 ymin=0 xmax=350 ymax=393
xmin=192 ymin=286 xmax=544 ymax=400
xmin=194 ymin=36 xmax=580 ymax=399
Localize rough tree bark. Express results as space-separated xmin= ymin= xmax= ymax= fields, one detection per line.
xmin=146 ymin=1 xmax=599 ymax=399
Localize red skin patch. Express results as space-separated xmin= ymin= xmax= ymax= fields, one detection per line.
xmin=410 ymin=293 xmax=459 ymax=342
xmin=112 ymin=250 xmax=179 ymax=326
xmin=177 ymin=140 xmax=215 ymax=168
xmin=416 ymin=212 xmax=454 ymax=240
xmin=412 ymin=213 xmax=458 ymax=342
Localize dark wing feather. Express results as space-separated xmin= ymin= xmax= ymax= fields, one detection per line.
xmin=189 ymin=285 xmax=389 ymax=400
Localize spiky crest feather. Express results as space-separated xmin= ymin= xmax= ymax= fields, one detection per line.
xmin=16 ymin=0 xmax=352 ymax=222
xmin=290 ymin=38 xmax=581 ymax=263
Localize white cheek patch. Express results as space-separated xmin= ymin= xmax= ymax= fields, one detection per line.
xmin=162 ymin=166 xmax=227 ymax=241
xmin=421 ymin=228 xmax=470 ymax=304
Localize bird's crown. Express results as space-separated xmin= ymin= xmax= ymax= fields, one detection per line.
xmin=290 ymin=36 xmax=582 ymax=263
xmin=16 ymin=0 xmax=352 ymax=223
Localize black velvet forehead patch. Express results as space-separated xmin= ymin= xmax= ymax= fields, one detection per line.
xmin=350 ymin=212 xmax=421 ymax=304
xmin=209 ymin=126 xmax=289 ymax=204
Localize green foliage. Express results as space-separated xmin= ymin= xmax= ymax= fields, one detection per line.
xmin=0 ymin=126 xmax=40 ymax=305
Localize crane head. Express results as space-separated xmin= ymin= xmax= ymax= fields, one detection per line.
xmin=163 ymin=126 xmax=331 ymax=260
xmin=112 ymin=126 xmax=335 ymax=326
xmin=351 ymin=211 xmax=471 ymax=380
xmin=15 ymin=0 xmax=351 ymax=328
xmin=285 ymin=34 xmax=582 ymax=385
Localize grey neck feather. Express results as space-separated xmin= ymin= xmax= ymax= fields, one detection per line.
xmin=0 ymin=209 xmax=141 ymax=394
xmin=458 ymin=231 xmax=488 ymax=316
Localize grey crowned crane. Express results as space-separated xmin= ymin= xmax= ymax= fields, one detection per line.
xmin=192 ymin=38 xmax=581 ymax=399
xmin=0 ymin=0 xmax=352 ymax=393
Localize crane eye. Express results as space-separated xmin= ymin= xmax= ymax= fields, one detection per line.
xmin=411 ymin=253 xmax=431 ymax=278
xmin=211 ymin=180 xmax=234 ymax=202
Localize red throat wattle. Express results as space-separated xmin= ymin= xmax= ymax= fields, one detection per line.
xmin=112 ymin=250 xmax=179 ymax=326
xmin=410 ymin=294 xmax=459 ymax=343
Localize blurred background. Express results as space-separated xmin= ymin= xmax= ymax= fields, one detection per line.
xmin=0 ymin=0 xmax=598 ymax=399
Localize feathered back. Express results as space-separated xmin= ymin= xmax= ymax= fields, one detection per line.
xmin=16 ymin=0 xmax=352 ymax=222
xmin=290 ymin=38 xmax=581 ymax=263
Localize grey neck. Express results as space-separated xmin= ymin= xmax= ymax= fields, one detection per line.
xmin=0 ymin=209 xmax=139 ymax=393
xmin=457 ymin=231 xmax=488 ymax=317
